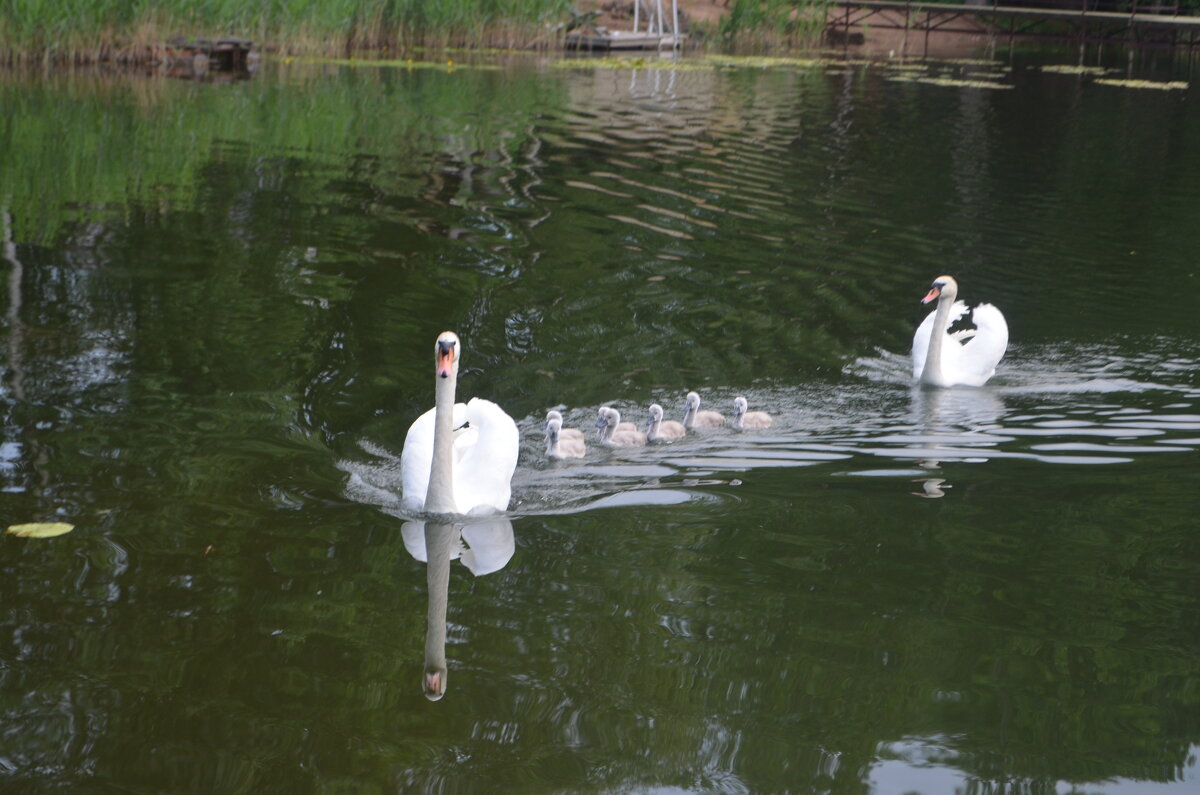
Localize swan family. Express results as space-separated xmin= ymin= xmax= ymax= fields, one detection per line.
xmin=399 ymin=276 xmax=1007 ymax=516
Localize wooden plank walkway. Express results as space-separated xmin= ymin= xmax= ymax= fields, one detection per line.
xmin=827 ymin=1 xmax=1200 ymax=48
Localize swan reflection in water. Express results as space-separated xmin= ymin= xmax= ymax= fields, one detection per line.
xmin=906 ymin=385 xmax=1007 ymax=498
xmin=402 ymin=518 xmax=515 ymax=701
xmin=912 ymin=462 xmax=949 ymax=499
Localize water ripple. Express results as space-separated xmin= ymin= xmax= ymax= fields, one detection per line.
xmin=342 ymin=337 xmax=1198 ymax=514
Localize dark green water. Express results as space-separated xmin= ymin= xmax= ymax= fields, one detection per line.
xmin=1 ymin=50 xmax=1198 ymax=793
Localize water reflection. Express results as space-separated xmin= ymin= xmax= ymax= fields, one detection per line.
xmin=910 ymin=383 xmax=1006 ymax=432
xmin=4 ymin=55 xmax=1199 ymax=792
xmin=401 ymin=518 xmax=515 ymax=700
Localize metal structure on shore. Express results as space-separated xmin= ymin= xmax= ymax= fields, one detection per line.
xmin=566 ymin=0 xmax=685 ymax=51
xmin=826 ymin=0 xmax=1200 ymax=50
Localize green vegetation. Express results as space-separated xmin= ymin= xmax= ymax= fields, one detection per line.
xmin=0 ymin=0 xmax=840 ymax=63
xmin=0 ymin=0 xmax=576 ymax=63
xmin=715 ymin=0 xmax=829 ymax=49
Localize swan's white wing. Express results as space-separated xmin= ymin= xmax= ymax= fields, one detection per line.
xmin=912 ymin=301 xmax=968 ymax=379
xmin=453 ymin=397 xmax=519 ymax=514
xmin=400 ymin=403 xmax=470 ymax=513
xmin=400 ymin=407 xmax=436 ymax=513
xmin=955 ymin=303 xmax=1008 ymax=386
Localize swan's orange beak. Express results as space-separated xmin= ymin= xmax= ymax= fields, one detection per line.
xmin=921 ymin=285 xmax=942 ymax=304
xmin=436 ymin=340 xmax=455 ymax=379
xmin=424 ymin=670 xmax=445 ymax=700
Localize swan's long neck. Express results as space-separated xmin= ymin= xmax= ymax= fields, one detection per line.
xmin=732 ymin=411 xmax=744 ymax=430
xmin=683 ymin=405 xmax=696 ymax=429
xmin=423 ymin=521 xmax=454 ymax=700
xmin=424 ymin=370 xmax=457 ymax=514
xmin=922 ymin=286 xmax=958 ymax=386
xmin=598 ymin=412 xmax=614 ymax=444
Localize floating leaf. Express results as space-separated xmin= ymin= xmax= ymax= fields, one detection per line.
xmin=704 ymin=54 xmax=833 ymax=70
xmin=554 ymin=57 xmax=714 ymax=72
xmin=285 ymin=56 xmax=499 ymax=71
xmin=917 ymin=76 xmax=1013 ymax=90
xmin=7 ymin=522 xmax=74 ymax=538
xmin=938 ymin=57 xmax=1006 ymax=66
xmin=1038 ymin=64 xmax=1110 ymax=75
xmin=1094 ymin=78 xmax=1188 ymax=91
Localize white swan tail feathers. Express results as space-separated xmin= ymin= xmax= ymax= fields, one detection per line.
xmin=400 ymin=333 xmax=519 ymax=516
xmin=911 ymin=276 xmax=1008 ymax=388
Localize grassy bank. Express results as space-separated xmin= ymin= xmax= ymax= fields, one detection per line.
xmin=0 ymin=0 xmax=829 ymax=64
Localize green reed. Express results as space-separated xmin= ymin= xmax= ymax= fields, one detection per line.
xmin=0 ymin=0 xmax=576 ymax=62
xmin=715 ymin=0 xmax=828 ymax=50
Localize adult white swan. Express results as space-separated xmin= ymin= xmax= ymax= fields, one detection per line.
xmin=912 ymin=275 xmax=1008 ymax=388
xmin=400 ymin=331 xmax=519 ymax=515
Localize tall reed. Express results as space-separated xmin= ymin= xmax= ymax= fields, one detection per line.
xmin=0 ymin=0 xmax=576 ymax=63
xmin=715 ymin=0 xmax=829 ymax=51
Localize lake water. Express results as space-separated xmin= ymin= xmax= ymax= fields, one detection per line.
xmin=1 ymin=48 xmax=1198 ymax=793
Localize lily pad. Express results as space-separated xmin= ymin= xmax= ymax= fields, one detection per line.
xmin=703 ymin=55 xmax=833 ymax=70
xmin=1038 ymin=64 xmax=1110 ymax=75
xmin=285 ymin=56 xmax=499 ymax=71
xmin=917 ymin=76 xmax=1013 ymax=90
xmin=7 ymin=522 xmax=74 ymax=538
xmin=1094 ymin=78 xmax=1188 ymax=91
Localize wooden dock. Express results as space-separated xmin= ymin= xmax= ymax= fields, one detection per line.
xmin=827 ymin=0 xmax=1200 ymax=49
xmin=566 ymin=29 xmax=687 ymax=51
xmin=162 ymin=36 xmax=255 ymax=76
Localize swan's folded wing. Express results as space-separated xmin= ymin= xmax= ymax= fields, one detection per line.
xmin=959 ymin=303 xmax=1009 ymax=383
xmin=401 ymin=403 xmax=471 ymax=512
xmin=400 ymin=406 xmax=437 ymax=512
xmin=455 ymin=397 xmax=520 ymax=513
xmin=452 ymin=415 xmax=479 ymax=466
xmin=912 ymin=301 xmax=969 ymax=378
